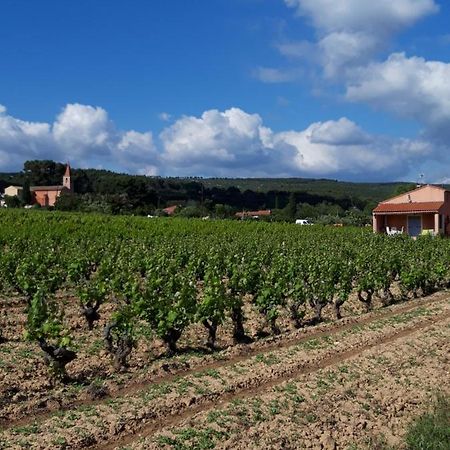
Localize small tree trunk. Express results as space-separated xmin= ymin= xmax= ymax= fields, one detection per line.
xmin=358 ymin=290 xmax=373 ymax=312
xmin=314 ymin=302 xmax=324 ymax=323
xmin=379 ymin=288 xmax=394 ymax=307
xmin=334 ymin=298 xmax=345 ymax=320
xmin=113 ymin=336 xmax=134 ymax=370
xmin=39 ymin=339 xmax=76 ymax=382
xmin=202 ymin=319 xmax=218 ymax=350
xmin=163 ymin=328 xmax=182 ymax=356
xmin=269 ymin=315 xmax=281 ymax=335
xmin=289 ymin=304 xmax=304 ymax=328
xmin=104 ymin=322 xmax=134 ymax=371
xmin=231 ymin=306 xmax=250 ymax=344
xmin=103 ymin=322 xmax=115 ymax=353
xmin=81 ymin=305 xmax=100 ymax=330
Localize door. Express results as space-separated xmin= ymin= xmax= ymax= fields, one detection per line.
xmin=408 ymin=216 xmax=422 ymax=237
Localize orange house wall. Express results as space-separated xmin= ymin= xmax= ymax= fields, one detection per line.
xmin=385 ymin=186 xmax=445 ymax=204
xmin=33 ymin=189 xmax=62 ymax=207
xmin=385 ymin=215 xmax=407 ymax=229
xmin=422 ymin=213 xmax=434 ymax=230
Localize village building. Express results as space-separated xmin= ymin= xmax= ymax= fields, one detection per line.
xmin=373 ymin=184 xmax=450 ymax=237
xmin=3 ymin=164 xmax=72 ymax=207
xmin=235 ymin=209 xmax=272 ymax=220
xmin=4 ymin=186 xmax=23 ymax=198
xmin=31 ymin=164 xmax=72 ymax=207
xmin=163 ymin=205 xmax=178 ymax=216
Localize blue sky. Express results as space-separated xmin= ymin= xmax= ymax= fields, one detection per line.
xmin=1 ymin=0 xmax=450 ymax=181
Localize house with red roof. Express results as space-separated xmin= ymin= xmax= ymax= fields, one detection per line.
xmin=235 ymin=209 xmax=272 ymax=220
xmin=372 ymin=184 xmax=450 ymax=237
xmin=163 ymin=205 xmax=178 ymax=216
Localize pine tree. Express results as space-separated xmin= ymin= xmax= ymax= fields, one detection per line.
xmin=22 ymin=179 xmax=32 ymax=205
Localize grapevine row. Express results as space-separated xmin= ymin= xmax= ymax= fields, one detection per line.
xmin=1 ymin=210 xmax=449 ymax=379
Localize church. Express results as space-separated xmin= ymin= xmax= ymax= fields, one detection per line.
xmin=30 ymin=163 xmax=73 ymax=207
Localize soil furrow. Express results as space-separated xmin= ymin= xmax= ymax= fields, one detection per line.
xmin=1 ymin=293 xmax=447 ymax=430
xmin=92 ymin=309 xmax=450 ymax=450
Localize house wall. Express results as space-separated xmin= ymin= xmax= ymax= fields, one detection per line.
xmin=377 ymin=214 xmax=439 ymax=234
xmin=384 ymin=186 xmax=445 ymax=204
xmin=4 ymin=186 xmax=22 ymax=197
xmin=422 ymin=213 xmax=434 ymax=230
xmin=385 ymin=215 xmax=407 ymax=229
xmin=33 ymin=189 xmax=62 ymax=207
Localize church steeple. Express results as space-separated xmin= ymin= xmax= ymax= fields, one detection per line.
xmin=63 ymin=163 xmax=72 ymax=191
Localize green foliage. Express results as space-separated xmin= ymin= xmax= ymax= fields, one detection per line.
xmin=0 ymin=158 xmax=407 ymax=219
xmin=2 ymin=209 xmax=450 ymax=372
xmin=21 ymin=179 xmax=32 ymax=205
xmin=4 ymin=195 xmax=23 ymax=208
xmin=405 ymin=395 xmax=450 ymax=450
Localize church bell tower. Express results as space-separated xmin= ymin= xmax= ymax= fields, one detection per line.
xmin=63 ymin=163 xmax=72 ymax=191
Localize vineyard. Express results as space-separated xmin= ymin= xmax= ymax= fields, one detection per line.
xmin=0 ymin=209 xmax=449 ymax=449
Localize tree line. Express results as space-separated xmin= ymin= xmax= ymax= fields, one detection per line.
xmin=0 ymin=159 xmax=392 ymax=222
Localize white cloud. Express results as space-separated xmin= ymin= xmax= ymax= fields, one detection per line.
xmin=285 ymin=0 xmax=438 ymax=34
xmin=346 ymin=53 xmax=450 ymax=141
xmin=271 ymin=121 xmax=431 ymax=178
xmin=0 ymin=103 xmax=159 ymax=174
xmin=0 ymin=104 xmax=442 ymax=181
xmin=281 ymin=0 xmax=438 ymax=77
xmin=159 ymin=107 xmax=431 ymax=179
xmin=253 ymin=67 xmax=303 ymax=83
xmin=53 ymin=104 xmax=112 ymax=156
xmin=159 ymin=108 xmax=290 ymax=176
xmin=308 ymin=118 xmax=371 ymax=146
xmin=158 ymin=112 xmax=172 ymax=122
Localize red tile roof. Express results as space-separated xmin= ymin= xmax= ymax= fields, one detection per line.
xmin=235 ymin=210 xmax=272 ymax=218
xmin=30 ymin=186 xmax=64 ymax=191
xmin=373 ymin=201 xmax=444 ymax=214
xmin=163 ymin=205 xmax=178 ymax=215
xmin=64 ymin=164 xmax=71 ymax=177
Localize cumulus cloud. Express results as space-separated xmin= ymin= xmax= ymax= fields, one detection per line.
xmin=271 ymin=121 xmax=431 ymax=178
xmin=0 ymin=103 xmax=442 ymax=180
xmin=281 ymin=0 xmax=438 ymax=77
xmin=274 ymin=0 xmax=450 ymax=153
xmin=0 ymin=103 xmax=158 ymax=173
xmin=159 ymin=107 xmax=432 ymax=180
xmin=253 ymin=67 xmax=303 ymax=83
xmin=285 ymin=0 xmax=438 ymax=34
xmin=346 ymin=53 xmax=450 ymax=142
xmin=159 ymin=108 xmax=292 ymax=176
xmin=158 ymin=112 xmax=172 ymax=122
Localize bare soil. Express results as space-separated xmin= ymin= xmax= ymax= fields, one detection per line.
xmin=0 ymin=291 xmax=449 ymax=449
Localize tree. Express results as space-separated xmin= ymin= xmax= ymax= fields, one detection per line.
xmin=23 ymin=160 xmax=65 ymax=186
xmin=55 ymin=191 xmax=81 ymax=211
xmin=393 ymin=183 xmax=416 ymax=196
xmin=4 ymin=195 xmax=22 ymax=208
xmin=284 ymin=192 xmax=297 ymax=221
xmin=21 ymin=179 xmax=32 ymax=205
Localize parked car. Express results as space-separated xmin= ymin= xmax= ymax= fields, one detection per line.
xmin=295 ymin=219 xmax=313 ymax=225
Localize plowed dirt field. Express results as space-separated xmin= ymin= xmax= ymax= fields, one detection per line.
xmin=1 ymin=293 xmax=449 ymax=449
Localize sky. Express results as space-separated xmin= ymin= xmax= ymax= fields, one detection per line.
xmin=1 ymin=0 xmax=450 ymax=182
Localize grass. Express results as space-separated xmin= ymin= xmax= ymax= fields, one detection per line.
xmin=155 ymin=427 xmax=229 ymax=449
xmin=11 ymin=422 xmax=40 ymax=435
xmin=404 ymin=394 xmax=450 ymax=450
xmin=254 ymin=352 xmax=280 ymax=365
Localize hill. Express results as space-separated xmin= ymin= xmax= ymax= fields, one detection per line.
xmin=0 ymin=160 xmax=423 ymax=219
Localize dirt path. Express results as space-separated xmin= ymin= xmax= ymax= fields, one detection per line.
xmin=1 ymin=296 xmax=449 ymax=450
xmin=132 ymin=316 xmax=450 ymax=450
xmin=1 ymin=293 xmax=448 ymax=430
xmin=93 ymin=309 xmax=450 ymax=450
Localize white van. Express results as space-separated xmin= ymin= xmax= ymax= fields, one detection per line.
xmin=295 ymin=219 xmax=313 ymax=225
